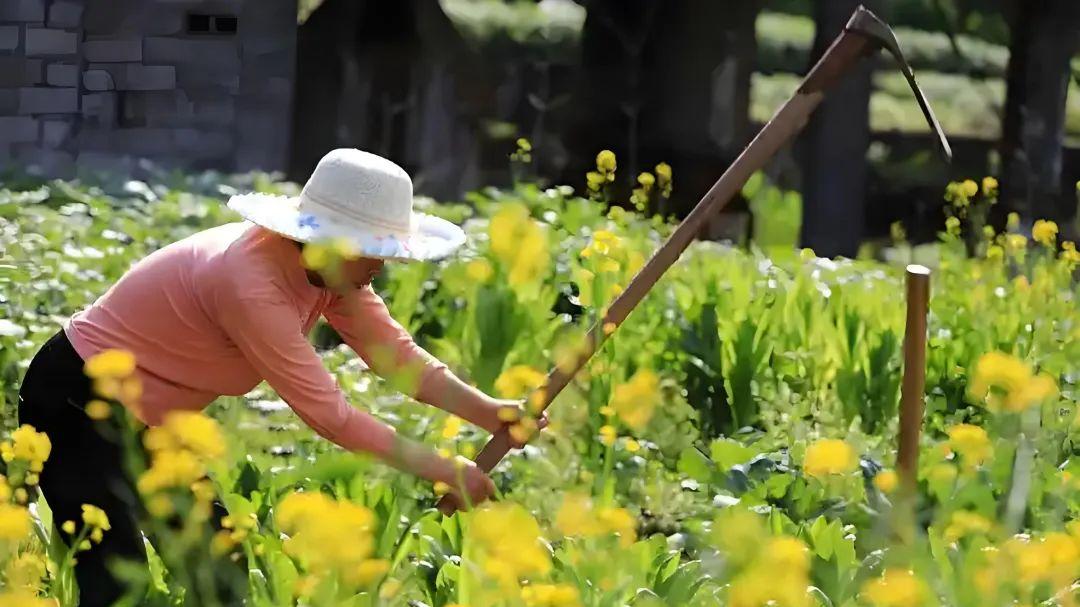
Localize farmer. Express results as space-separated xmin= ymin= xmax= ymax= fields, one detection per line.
xmin=18 ymin=148 xmax=542 ymax=605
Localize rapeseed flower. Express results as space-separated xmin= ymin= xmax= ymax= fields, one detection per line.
xmin=466 ymin=258 xmax=494 ymax=283
xmin=521 ymin=583 xmax=581 ymax=607
xmin=85 ymin=399 xmax=111 ymax=420
xmin=873 ymin=469 xmax=898 ymax=493
xmin=0 ymin=589 xmax=56 ymax=607
xmin=84 ymin=349 xmax=135 ymax=379
xmin=946 ymin=424 xmax=991 ymax=468
xmin=1061 ymin=241 xmax=1080 ymax=264
xmin=1 ymin=425 xmax=51 ymax=473
xmin=556 ymin=493 xmax=637 ymax=547
xmin=495 ymin=365 xmax=546 ymax=400
xmin=441 ymin=415 xmax=462 ymax=440
xmin=4 ymin=552 xmax=46 ymax=592
xmin=728 ymin=536 xmax=811 ymax=607
xmin=596 ymin=150 xmax=616 ymax=174
xmin=803 ymin=439 xmax=857 ymax=478
xmin=143 ymin=411 xmax=226 ymax=461
xmin=489 ymin=203 xmax=549 ymax=293
xmin=982 ymin=176 xmax=998 ymax=197
xmin=467 ymin=502 xmax=551 ymax=589
xmin=81 ymin=504 xmax=110 ymax=544
xmin=944 ymin=510 xmax=994 ymax=543
xmin=276 ymin=491 xmax=379 ymax=588
xmin=859 ymin=568 xmax=928 ymax=607
xmin=0 ymin=504 xmax=30 ymax=541
xmin=609 ymin=369 xmax=660 ymax=431
xmin=968 ymin=351 xmax=1058 ymax=412
xmin=1032 ymin=219 xmax=1058 ymax=246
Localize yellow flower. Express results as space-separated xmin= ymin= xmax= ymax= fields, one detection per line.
xmin=596 ymin=150 xmax=616 ymax=173
xmin=354 ymin=559 xmax=390 ymax=586
xmin=137 ymin=449 xmax=207 ymax=494
xmin=143 ymin=411 xmax=226 ymax=460
xmin=1 ymin=425 xmax=52 ymax=472
xmin=961 ymin=179 xmax=978 ymax=198
xmin=968 ymin=351 xmax=1058 ymax=412
xmin=803 ymin=439 xmax=857 ymax=478
xmin=0 ymin=589 xmax=56 ymax=607
xmin=509 ymin=418 xmax=538 ymax=445
xmin=1062 ymin=241 xmax=1080 ymax=264
xmin=4 ymin=553 xmax=46 ymax=592
xmin=1032 ymin=219 xmax=1058 ymax=246
xmin=489 ymin=203 xmax=549 ymax=293
xmin=82 ymin=504 xmax=111 ymax=543
xmin=637 ymin=172 xmax=655 ymax=188
xmin=945 ymin=216 xmax=961 ymax=236
xmin=1005 ymin=233 xmax=1027 ymax=252
xmin=986 ymin=244 xmax=1003 ymax=261
xmin=1006 ymin=212 xmax=1020 ymax=231
xmin=441 ymin=416 xmax=462 ymax=440
xmin=495 ymin=365 xmax=546 ymax=399
xmin=84 ymin=349 xmax=136 ymax=379
xmin=86 ymin=400 xmax=111 ymax=420
xmin=944 ymin=510 xmax=994 ymax=543
xmin=982 ymin=176 xmax=998 ymax=197
xmin=873 ymin=469 xmax=899 ymax=493
xmin=62 ymin=520 xmax=76 ymax=534
xmin=466 ymin=258 xmax=494 ymax=283
xmin=469 ymin=502 xmax=550 ymax=589
xmin=580 ymin=230 xmax=624 ymax=263
xmin=624 ymin=438 xmax=641 ymax=453
xmin=890 ymin=221 xmax=907 ymax=243
xmin=522 ymin=583 xmax=581 ymax=607
xmin=0 ymin=504 xmax=31 ymax=541
xmin=946 ymin=424 xmax=991 ymax=468
xmin=727 ymin=536 xmax=812 ymax=607
xmin=859 ymin=568 xmax=927 ymax=607
xmin=598 ymin=424 xmax=617 ymax=446
xmin=609 ymin=369 xmax=660 ymax=431
xmin=276 ymin=491 xmax=378 ymax=587
xmin=555 ymin=493 xmax=636 ymax=547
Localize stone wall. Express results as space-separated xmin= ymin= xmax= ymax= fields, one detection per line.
xmin=0 ymin=0 xmax=296 ymax=178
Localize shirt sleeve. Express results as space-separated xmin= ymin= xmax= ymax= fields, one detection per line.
xmin=214 ymin=285 xmax=396 ymax=455
xmin=323 ymin=286 xmax=453 ymax=402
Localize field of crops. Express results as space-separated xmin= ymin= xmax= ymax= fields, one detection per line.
xmin=0 ymin=161 xmax=1078 ymax=607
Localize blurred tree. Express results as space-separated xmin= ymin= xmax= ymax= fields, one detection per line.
xmin=289 ymin=0 xmax=494 ymax=186
xmin=565 ymin=0 xmax=760 ymax=218
xmin=799 ymin=0 xmax=882 ymax=258
xmin=999 ymin=0 xmax=1080 ymax=230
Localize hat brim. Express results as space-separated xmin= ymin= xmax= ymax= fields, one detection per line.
xmin=227 ymin=193 xmax=466 ymax=262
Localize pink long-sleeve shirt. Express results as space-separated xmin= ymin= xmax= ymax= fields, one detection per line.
xmin=65 ymin=221 xmax=451 ymax=454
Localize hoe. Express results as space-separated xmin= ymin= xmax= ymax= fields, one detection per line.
xmin=439 ymin=5 xmax=952 ymax=513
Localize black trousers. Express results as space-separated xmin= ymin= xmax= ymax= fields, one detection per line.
xmin=18 ymin=330 xmax=146 ymax=607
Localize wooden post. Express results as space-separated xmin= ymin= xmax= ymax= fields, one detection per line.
xmin=897 ymin=264 xmax=930 ymax=491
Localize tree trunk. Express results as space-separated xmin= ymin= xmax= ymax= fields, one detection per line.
xmin=799 ymin=0 xmax=880 ymax=258
xmin=1000 ymin=0 xmax=1080 ymax=228
xmin=566 ymin=0 xmax=759 ymax=217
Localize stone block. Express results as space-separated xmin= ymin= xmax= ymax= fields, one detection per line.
xmin=83 ymin=39 xmax=141 ymax=62
xmin=144 ymin=37 xmax=239 ymax=72
xmin=0 ymin=89 xmax=18 ymax=113
xmin=24 ymin=28 xmax=77 ymax=56
xmin=82 ymin=69 xmax=114 ymax=91
xmin=81 ymin=93 xmax=117 ymax=127
xmin=0 ymin=116 xmax=38 ymax=143
xmin=0 ymin=58 xmax=29 ymax=86
xmin=45 ymin=63 xmax=78 ymax=86
xmin=114 ymin=127 xmax=175 ymax=156
xmin=0 ymin=26 xmax=18 ymax=51
xmin=0 ymin=0 xmax=45 ymax=22
xmin=46 ymin=1 xmax=83 ymax=29
xmin=41 ymin=119 xmax=71 ymax=147
xmin=17 ymin=87 xmax=77 ymax=114
xmin=122 ymin=64 xmax=175 ymax=91
xmin=23 ymin=58 xmax=42 ymax=84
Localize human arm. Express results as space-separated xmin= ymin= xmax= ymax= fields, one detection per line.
xmin=215 ymin=288 xmax=494 ymax=504
xmin=324 ymin=287 xmax=540 ymax=440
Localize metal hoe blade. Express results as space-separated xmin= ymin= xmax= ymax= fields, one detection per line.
xmin=846 ymin=6 xmax=952 ymax=161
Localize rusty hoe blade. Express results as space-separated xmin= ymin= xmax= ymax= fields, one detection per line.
xmin=846 ymin=6 xmax=953 ymax=161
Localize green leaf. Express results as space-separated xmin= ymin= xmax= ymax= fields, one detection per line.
xmin=677 ymin=447 xmax=714 ymax=484
xmin=710 ymin=438 xmax=755 ymax=470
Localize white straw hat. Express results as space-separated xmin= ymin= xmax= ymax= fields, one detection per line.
xmin=227 ymin=149 xmax=466 ymax=262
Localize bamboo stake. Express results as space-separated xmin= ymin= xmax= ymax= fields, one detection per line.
xmin=897 ymin=264 xmax=930 ymax=492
